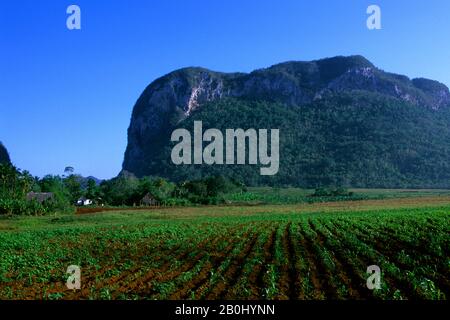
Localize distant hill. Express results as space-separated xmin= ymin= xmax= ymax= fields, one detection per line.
xmin=76 ymin=176 xmax=104 ymax=189
xmin=0 ymin=142 xmax=11 ymax=165
xmin=85 ymin=176 xmax=103 ymax=186
xmin=122 ymin=55 xmax=450 ymax=188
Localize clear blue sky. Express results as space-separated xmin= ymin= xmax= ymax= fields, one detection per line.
xmin=1 ymin=0 xmax=449 ymax=179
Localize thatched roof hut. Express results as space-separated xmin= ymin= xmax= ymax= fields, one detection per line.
xmin=141 ymin=193 xmax=159 ymax=206
xmin=26 ymin=192 xmax=54 ymax=203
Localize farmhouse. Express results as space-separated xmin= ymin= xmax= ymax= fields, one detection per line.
xmin=26 ymin=192 xmax=54 ymax=203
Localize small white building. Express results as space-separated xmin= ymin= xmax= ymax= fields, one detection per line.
xmin=76 ymin=197 xmax=93 ymax=206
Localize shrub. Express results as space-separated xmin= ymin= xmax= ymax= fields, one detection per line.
xmin=311 ymin=187 xmax=353 ymax=197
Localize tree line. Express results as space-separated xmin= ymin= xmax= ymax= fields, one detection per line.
xmin=0 ymin=163 xmax=245 ymax=216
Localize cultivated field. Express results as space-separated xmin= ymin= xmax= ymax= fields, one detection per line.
xmin=0 ymin=191 xmax=449 ymax=300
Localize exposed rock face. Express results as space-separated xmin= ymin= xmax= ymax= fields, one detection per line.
xmin=123 ymin=68 xmax=234 ymax=175
xmin=0 ymin=142 xmax=11 ymax=165
xmin=412 ymin=78 xmax=450 ymax=110
xmin=123 ymin=55 xmax=450 ymax=179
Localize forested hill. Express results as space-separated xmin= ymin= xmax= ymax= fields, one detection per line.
xmin=122 ymin=56 xmax=450 ymax=188
xmin=0 ymin=142 xmax=11 ymax=165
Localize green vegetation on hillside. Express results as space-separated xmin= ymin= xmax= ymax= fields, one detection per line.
xmin=140 ymin=94 xmax=450 ymax=188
